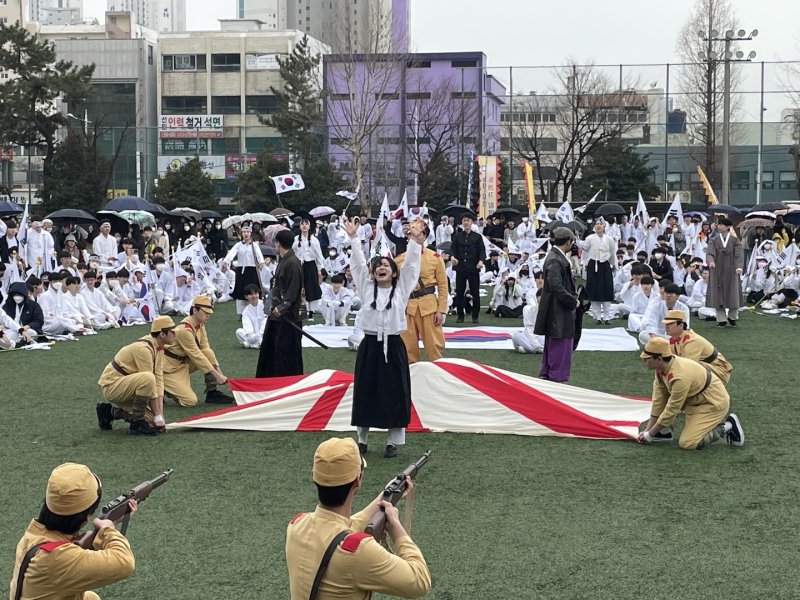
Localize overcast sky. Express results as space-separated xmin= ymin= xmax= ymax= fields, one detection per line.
xmin=84 ymin=0 xmax=800 ymax=118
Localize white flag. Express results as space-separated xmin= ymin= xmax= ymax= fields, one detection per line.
xmin=555 ymin=201 xmax=574 ymax=223
xmin=534 ymin=204 xmax=551 ymax=224
xmin=336 ymin=184 xmax=359 ymax=201
xmin=574 ymin=190 xmax=601 ymax=214
xmin=661 ymin=193 xmax=683 ymax=227
xmin=393 ymin=192 xmax=409 ymax=219
xmin=271 ymin=173 xmax=305 ymax=194
xmin=634 ymin=192 xmax=649 ymax=224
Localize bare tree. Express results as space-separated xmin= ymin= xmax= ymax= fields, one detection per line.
xmin=779 ymin=57 xmax=800 ymax=194
xmin=510 ymin=62 xmax=643 ymax=203
xmin=324 ymin=1 xmax=408 ymax=212
xmin=676 ymin=0 xmax=747 ymax=190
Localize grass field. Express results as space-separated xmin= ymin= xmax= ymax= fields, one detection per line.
xmin=1 ymin=302 xmax=797 ymax=599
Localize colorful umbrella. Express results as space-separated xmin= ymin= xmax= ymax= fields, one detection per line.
xmin=262 ymin=224 xmax=289 ymax=247
xmin=310 ymin=206 xmax=336 ymax=218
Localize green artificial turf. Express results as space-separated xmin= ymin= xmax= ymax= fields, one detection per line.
xmin=0 ymin=302 xmax=797 ymax=599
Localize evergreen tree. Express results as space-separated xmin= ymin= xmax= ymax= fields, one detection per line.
xmin=418 ymin=152 xmax=460 ymax=213
xmin=261 ymin=35 xmax=323 ymax=170
xmin=39 ymin=132 xmax=110 ymax=214
xmin=0 ymin=23 xmax=94 ymax=182
xmin=153 ymin=158 xmax=217 ymax=210
xmin=234 ymin=152 xmax=290 ymax=213
xmin=573 ymin=141 xmax=660 ymax=202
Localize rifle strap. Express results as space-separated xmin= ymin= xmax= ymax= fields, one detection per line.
xmin=14 ymin=541 xmax=69 ymax=600
xmin=308 ymin=530 xmax=349 ymax=600
xmin=403 ymin=486 xmax=416 ymax=534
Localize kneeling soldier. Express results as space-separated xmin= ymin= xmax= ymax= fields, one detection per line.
xmin=638 ymin=337 xmax=744 ymax=449
xmin=162 ymin=295 xmax=233 ymax=406
xmin=662 ymin=309 xmax=732 ymax=384
xmin=96 ymin=315 xmax=176 ymax=435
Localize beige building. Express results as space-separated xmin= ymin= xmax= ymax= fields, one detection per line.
xmin=157 ymin=21 xmax=327 ymax=200
xmin=0 ymin=0 xmax=27 ymax=25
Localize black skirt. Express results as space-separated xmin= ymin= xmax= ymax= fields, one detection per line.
xmin=585 ymin=259 xmax=614 ymax=302
xmin=232 ymin=266 xmax=259 ymax=300
xmin=302 ymin=260 xmax=322 ymax=302
xmin=255 ymin=318 xmax=303 ymax=378
xmin=351 ymin=334 xmax=411 ymax=429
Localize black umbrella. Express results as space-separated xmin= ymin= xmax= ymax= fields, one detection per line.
xmin=148 ymin=203 xmax=172 ymax=218
xmin=200 ymin=210 xmax=222 ymax=220
xmin=783 ymin=210 xmax=800 ymax=226
xmin=492 ymin=207 xmax=521 ymax=219
xmin=443 ymin=204 xmax=470 ymax=217
xmin=103 ymin=196 xmax=155 ymax=212
xmin=45 ymin=208 xmax=98 ymax=224
xmin=436 ymin=241 xmax=452 ymax=254
xmin=593 ymin=203 xmax=626 ymax=218
xmin=544 ymin=220 xmax=586 ymax=234
xmin=754 ymin=202 xmax=787 ymax=213
xmin=707 ymin=204 xmax=742 ymax=216
xmin=0 ymin=201 xmax=24 ymax=217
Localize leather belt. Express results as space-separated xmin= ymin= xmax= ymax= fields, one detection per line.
xmin=699 ymin=368 xmax=712 ymax=393
xmin=409 ymin=285 xmax=436 ymax=299
xmin=111 ymin=360 xmax=128 ymax=376
xmin=701 ymin=349 xmax=718 ymax=364
xmin=164 ymin=349 xmax=187 ymax=363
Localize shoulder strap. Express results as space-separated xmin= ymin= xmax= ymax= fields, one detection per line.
xmin=308 ymin=530 xmax=349 ymax=600
xmin=14 ymin=541 xmax=69 ymax=600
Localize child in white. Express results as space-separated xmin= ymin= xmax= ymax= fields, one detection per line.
xmin=321 ymin=274 xmax=354 ymax=326
xmin=235 ymin=284 xmax=265 ymax=348
xmin=213 ymin=260 xmax=236 ymax=303
xmin=511 ymin=288 xmax=545 ymax=353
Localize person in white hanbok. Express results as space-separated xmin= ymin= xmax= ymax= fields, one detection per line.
xmin=235 ymin=284 xmax=266 ymax=348
xmin=511 ymin=287 xmax=545 ymax=354
xmin=321 ymin=274 xmax=355 ymax=326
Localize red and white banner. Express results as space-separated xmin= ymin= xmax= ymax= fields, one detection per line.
xmin=168 ymin=359 xmax=650 ymax=440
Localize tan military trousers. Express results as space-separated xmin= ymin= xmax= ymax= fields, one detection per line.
xmin=162 ymin=347 xmax=218 ymax=407
xmin=402 ymin=312 xmax=444 ymax=363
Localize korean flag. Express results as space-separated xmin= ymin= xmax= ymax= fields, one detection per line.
xmin=271 ymin=174 xmax=306 ymax=194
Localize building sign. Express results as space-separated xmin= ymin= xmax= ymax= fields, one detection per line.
xmin=106 ymin=189 xmax=130 ymax=199
xmin=161 ymin=138 xmax=209 ymax=154
xmin=159 ymin=115 xmax=224 ymax=139
xmin=476 ymin=155 xmax=499 ymax=218
xmin=246 ymin=53 xmax=280 ymax=71
xmin=0 ymin=148 xmax=14 ymax=161
xmin=158 ymin=155 xmax=225 ymax=180
xmin=224 ymin=154 xmax=258 ymax=179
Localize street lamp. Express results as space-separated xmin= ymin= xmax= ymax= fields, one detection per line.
xmin=698 ymin=28 xmax=757 ymax=204
xmin=406 ymin=108 xmax=420 ymax=204
xmin=67 ymin=111 xmax=91 ymax=134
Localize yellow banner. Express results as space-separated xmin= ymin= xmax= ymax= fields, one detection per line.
xmin=523 ymin=160 xmax=536 ymax=219
xmin=477 ymin=155 xmax=499 ymax=219
xmin=695 ymin=166 xmax=719 ymax=205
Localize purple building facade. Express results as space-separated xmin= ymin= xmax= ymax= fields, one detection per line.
xmin=323 ymin=51 xmax=506 ymax=208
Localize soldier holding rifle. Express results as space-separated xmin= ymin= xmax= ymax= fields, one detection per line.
xmin=285 ymin=437 xmax=431 ymax=600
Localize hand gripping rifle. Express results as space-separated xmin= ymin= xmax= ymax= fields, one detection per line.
xmin=365 ymin=451 xmax=431 ymax=541
xmin=75 ymin=469 xmax=174 ymax=549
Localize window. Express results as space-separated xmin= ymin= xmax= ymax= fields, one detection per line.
xmin=451 ymin=59 xmax=477 ymax=68
xmin=161 ymin=96 xmax=207 ymax=114
xmin=330 ymin=93 xmax=352 ymax=101
xmin=330 ymin=138 xmax=349 ymax=146
xmin=730 ymin=171 xmax=749 ymax=190
xmin=407 ymin=60 xmax=431 ymax=69
xmin=147 ymin=45 xmax=153 ymax=65
xmin=377 ymin=137 xmax=401 ymax=145
xmin=408 ymin=136 xmax=431 ymax=146
xmin=500 ymin=113 xmax=509 ymax=122
xmin=666 ymin=172 xmax=682 ymax=191
xmin=461 ymin=136 xmax=476 ymax=144
xmin=406 ymin=92 xmax=431 ymax=100
xmin=212 ymin=138 xmax=240 ymax=154
xmin=538 ymin=137 xmax=557 ymax=152
xmin=211 ymin=96 xmax=241 ymax=114
xmin=761 ymin=171 xmax=774 ymax=190
xmin=162 ymin=54 xmax=206 ymax=71
xmin=211 ymin=53 xmax=241 ymax=72
xmin=451 ymin=91 xmax=477 ymax=99
xmin=779 ymin=171 xmax=795 ymax=190
xmin=0 ymin=17 xmax=7 ymax=24
xmin=245 ymin=95 xmax=278 ymax=114
xmin=375 ymin=93 xmax=400 ymax=100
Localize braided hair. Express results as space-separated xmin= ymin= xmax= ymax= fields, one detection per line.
xmin=369 ymin=256 xmax=399 ymax=310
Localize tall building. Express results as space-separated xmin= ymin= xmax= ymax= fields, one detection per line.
xmin=107 ymin=0 xmax=185 ymax=32
xmin=236 ymin=0 xmax=282 ymax=29
xmin=30 ymin=0 xmax=82 ymax=25
xmin=0 ymin=0 xmax=27 ymax=26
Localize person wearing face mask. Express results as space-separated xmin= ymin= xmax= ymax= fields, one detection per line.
xmin=705 ymin=217 xmax=744 ymax=328
xmin=648 ymin=247 xmax=674 ymax=284
xmin=176 ymin=220 xmax=194 ymax=247
xmin=92 ymin=222 xmax=118 ymax=266
xmin=323 ymin=247 xmax=345 ymax=277
xmin=224 ymin=225 xmax=266 ymax=317
xmin=212 ymin=259 xmax=235 ymax=303
xmin=1 ymin=281 xmax=43 ymax=345
xmin=81 ymin=270 xmax=121 ymax=328
xmin=155 ymin=223 xmax=170 ymax=257
xmin=37 ymin=273 xmax=87 ymax=335
xmin=207 ymin=220 xmax=228 ymax=259
xmin=148 ymin=256 xmax=176 ymax=314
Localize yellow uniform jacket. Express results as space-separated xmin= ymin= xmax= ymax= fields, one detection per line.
xmin=165 ymin=317 xmax=213 ymax=373
xmin=9 ymin=520 xmax=134 ymax=600
xmin=651 ymin=355 xmax=730 ymax=427
xmin=396 ymin=247 xmax=447 ymax=317
xmin=97 ymin=336 xmax=164 ymax=397
xmin=285 ymin=506 xmax=431 ymax=600
xmin=669 ymin=328 xmax=732 ymax=383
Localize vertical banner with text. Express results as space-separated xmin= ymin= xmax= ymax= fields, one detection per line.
xmin=476 ymin=155 xmax=499 ymax=219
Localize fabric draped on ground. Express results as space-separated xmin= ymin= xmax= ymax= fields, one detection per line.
xmin=297 ymin=324 xmax=639 ymax=352
xmin=167 ymin=359 xmax=651 ymax=439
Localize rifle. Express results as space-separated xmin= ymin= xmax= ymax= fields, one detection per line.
xmin=74 ymin=469 xmax=173 ymax=549
xmin=365 ymin=451 xmax=431 ymax=541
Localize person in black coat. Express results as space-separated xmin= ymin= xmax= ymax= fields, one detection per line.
xmin=207 ymin=220 xmax=229 ymax=259
xmin=450 ymin=210 xmax=486 ymax=323
xmin=649 ymin=247 xmax=674 ymax=283
xmin=534 ymin=227 xmax=578 ymax=382
xmin=2 ymin=281 xmax=44 ymax=344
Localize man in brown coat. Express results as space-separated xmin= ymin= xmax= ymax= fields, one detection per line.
xmin=705 ymin=217 xmax=744 ymax=328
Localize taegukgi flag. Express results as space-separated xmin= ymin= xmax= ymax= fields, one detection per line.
xmin=271 ymin=174 xmax=305 ymax=194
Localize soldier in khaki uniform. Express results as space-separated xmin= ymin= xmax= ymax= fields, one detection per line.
xmin=96 ymin=315 xmax=177 ymax=435
xmin=396 ymin=240 xmax=448 ymax=363
xmin=638 ymin=337 xmax=745 ymax=450
xmin=286 ymin=437 xmax=431 ymax=600
xmin=162 ymin=295 xmax=233 ymax=406
xmin=662 ymin=309 xmax=733 ymax=383
xmin=9 ymin=463 xmax=136 ymax=600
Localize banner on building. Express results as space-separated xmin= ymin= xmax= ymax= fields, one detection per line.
xmin=157 ymin=156 xmax=226 ymax=179
xmin=159 ymin=115 xmax=224 ymax=139
xmin=476 ymin=155 xmax=499 ymax=219
xmin=225 ymin=154 xmax=258 ymax=179
xmin=245 ymin=53 xmax=280 ymax=70
xmin=161 ymin=138 xmax=210 ymax=154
